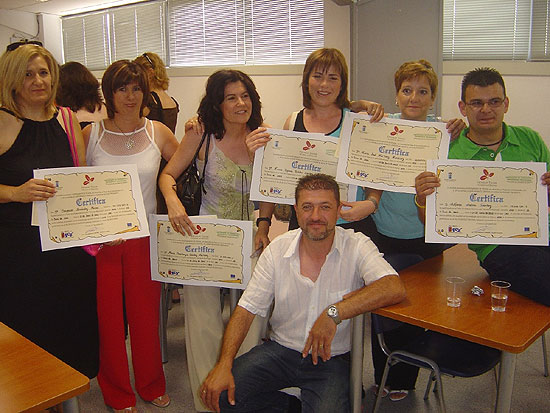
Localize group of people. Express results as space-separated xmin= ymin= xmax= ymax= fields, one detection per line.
xmin=0 ymin=38 xmax=548 ymax=413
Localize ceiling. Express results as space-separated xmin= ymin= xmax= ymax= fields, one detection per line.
xmin=0 ymin=0 xmax=148 ymax=16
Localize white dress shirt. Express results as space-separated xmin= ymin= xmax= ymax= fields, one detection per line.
xmin=238 ymin=226 xmax=397 ymax=356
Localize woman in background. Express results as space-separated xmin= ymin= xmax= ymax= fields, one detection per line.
xmin=134 ymin=52 xmax=179 ymax=134
xmin=57 ymin=61 xmax=106 ymax=129
xmin=159 ymin=69 xmax=270 ymax=411
xmin=0 ymin=42 xmax=99 ymax=379
xmin=83 ymin=60 xmax=178 ymax=412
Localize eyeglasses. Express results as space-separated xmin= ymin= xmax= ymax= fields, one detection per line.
xmin=6 ymin=40 xmax=43 ymax=52
xmin=142 ymin=53 xmax=154 ymax=69
xmin=465 ymin=98 xmax=505 ymax=110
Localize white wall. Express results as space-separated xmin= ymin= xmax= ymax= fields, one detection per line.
xmin=37 ymin=14 xmax=63 ymax=63
xmin=0 ymin=10 xmax=39 ymax=52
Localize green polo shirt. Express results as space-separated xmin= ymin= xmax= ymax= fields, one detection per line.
xmin=448 ymin=123 xmax=550 ymax=262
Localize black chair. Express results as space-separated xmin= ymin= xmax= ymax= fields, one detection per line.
xmin=372 ymin=314 xmax=501 ymax=413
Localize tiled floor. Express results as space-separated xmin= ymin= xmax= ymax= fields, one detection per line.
xmin=78 ymin=295 xmax=549 ymax=412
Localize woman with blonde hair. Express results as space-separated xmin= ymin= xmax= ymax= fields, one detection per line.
xmin=367 ymin=59 xmax=465 ymax=402
xmin=0 ymin=41 xmax=99 ymax=379
xmin=134 ymin=52 xmax=179 ymax=134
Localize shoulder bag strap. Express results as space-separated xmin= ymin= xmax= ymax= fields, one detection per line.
xmin=60 ymin=107 xmax=79 ymax=166
xmin=200 ymin=133 xmax=211 ymax=193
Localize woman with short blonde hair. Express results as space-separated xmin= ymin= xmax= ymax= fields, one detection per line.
xmin=0 ymin=42 xmax=99 ymax=385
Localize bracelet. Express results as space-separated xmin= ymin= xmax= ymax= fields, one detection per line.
xmin=256 ymin=217 xmax=272 ymax=227
xmin=366 ymin=196 xmax=379 ymax=213
xmin=414 ymin=194 xmax=426 ymax=209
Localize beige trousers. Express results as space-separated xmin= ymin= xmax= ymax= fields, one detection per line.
xmin=183 ymin=285 xmax=265 ymax=412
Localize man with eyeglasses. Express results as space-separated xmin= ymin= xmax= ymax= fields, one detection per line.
xmin=416 ymin=67 xmax=550 ymax=306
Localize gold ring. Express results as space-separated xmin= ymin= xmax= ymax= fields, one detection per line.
xmin=319 ymin=344 xmax=324 ymax=348
xmin=202 ymin=389 xmax=206 ymax=394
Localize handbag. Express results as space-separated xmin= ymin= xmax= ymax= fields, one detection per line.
xmin=60 ymin=107 xmax=102 ymax=257
xmin=173 ymin=132 xmax=210 ymax=216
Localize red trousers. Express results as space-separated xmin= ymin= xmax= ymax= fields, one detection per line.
xmin=96 ymin=237 xmax=165 ymax=409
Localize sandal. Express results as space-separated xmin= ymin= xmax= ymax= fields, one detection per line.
xmin=150 ymin=394 xmax=171 ymax=408
xmin=389 ymin=389 xmax=409 ymax=402
xmin=113 ymin=408 xmax=138 ymax=413
xmin=371 ymin=384 xmax=389 ymax=398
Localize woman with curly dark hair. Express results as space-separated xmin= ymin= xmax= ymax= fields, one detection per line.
xmin=159 ymin=69 xmax=270 ymax=411
xmin=57 ymin=61 xmax=106 ymax=129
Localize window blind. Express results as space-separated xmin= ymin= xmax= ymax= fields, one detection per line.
xmin=62 ymin=0 xmax=324 ymax=69
xmin=443 ymin=0 xmax=550 ymax=61
xmin=62 ymin=12 xmax=110 ymax=69
xmin=62 ymin=1 xmax=166 ymax=70
xmin=443 ymin=0 xmax=531 ymax=60
xmin=530 ymin=0 xmax=550 ymax=60
xmin=168 ymin=0 xmax=324 ymax=67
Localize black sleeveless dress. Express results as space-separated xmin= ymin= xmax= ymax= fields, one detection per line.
xmin=0 ymin=108 xmax=99 ymax=378
xmin=146 ymin=91 xmax=179 ymax=134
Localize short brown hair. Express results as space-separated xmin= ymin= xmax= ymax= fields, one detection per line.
xmin=295 ymin=173 xmax=340 ymax=204
xmin=0 ymin=44 xmax=59 ymax=119
xmin=302 ymin=48 xmax=350 ymax=110
xmin=102 ymin=60 xmax=149 ymax=119
xmin=134 ymin=52 xmax=170 ymax=90
xmin=394 ymin=59 xmax=438 ymax=96
xmin=57 ymin=61 xmax=102 ymax=113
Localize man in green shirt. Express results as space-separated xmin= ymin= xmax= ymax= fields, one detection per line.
xmin=415 ymin=67 xmax=550 ymax=306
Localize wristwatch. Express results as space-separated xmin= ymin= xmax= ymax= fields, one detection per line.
xmin=327 ymin=305 xmax=341 ymax=325
xmin=256 ymin=217 xmax=272 ymax=227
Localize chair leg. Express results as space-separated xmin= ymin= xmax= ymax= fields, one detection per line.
xmin=433 ymin=370 xmax=447 ymax=413
xmin=542 ymin=333 xmax=548 ymax=377
xmin=424 ymin=370 xmax=435 ymax=400
xmin=350 ymin=314 xmax=364 ymax=413
xmin=159 ymin=283 xmax=169 ymax=363
xmin=372 ymin=357 xmax=393 ymax=413
xmin=62 ymin=396 xmax=80 ymax=413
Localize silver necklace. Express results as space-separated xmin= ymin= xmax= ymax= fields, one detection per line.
xmin=113 ymin=119 xmax=140 ymax=150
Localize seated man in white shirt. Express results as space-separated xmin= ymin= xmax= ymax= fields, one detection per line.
xmin=200 ymin=173 xmax=406 ymax=413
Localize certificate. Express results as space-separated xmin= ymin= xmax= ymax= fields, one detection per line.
xmin=425 ymin=159 xmax=549 ymax=245
xmin=34 ymin=164 xmax=149 ymax=251
xmin=250 ymin=128 xmax=356 ymax=204
xmin=336 ymin=112 xmax=450 ymax=194
xmin=150 ymin=215 xmax=253 ymax=289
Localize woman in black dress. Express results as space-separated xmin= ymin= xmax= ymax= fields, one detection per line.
xmin=0 ymin=41 xmax=99 ymax=379
xmin=134 ymin=52 xmax=179 ymax=134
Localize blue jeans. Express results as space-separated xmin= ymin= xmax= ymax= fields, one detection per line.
xmin=481 ymin=245 xmax=550 ymax=306
xmin=219 ymin=340 xmax=351 ymax=413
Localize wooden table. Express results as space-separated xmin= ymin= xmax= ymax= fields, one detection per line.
xmin=372 ymin=244 xmax=550 ymax=413
xmin=0 ymin=323 xmax=90 ymax=412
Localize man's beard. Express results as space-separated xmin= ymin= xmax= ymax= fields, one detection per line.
xmin=303 ymin=221 xmax=335 ymax=241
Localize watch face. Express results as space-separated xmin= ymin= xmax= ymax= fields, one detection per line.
xmin=328 ymin=306 xmax=338 ymax=317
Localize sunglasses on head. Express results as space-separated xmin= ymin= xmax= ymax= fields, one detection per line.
xmin=142 ymin=53 xmax=155 ymax=69
xmin=6 ymin=40 xmax=43 ymax=52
